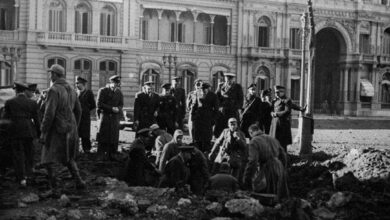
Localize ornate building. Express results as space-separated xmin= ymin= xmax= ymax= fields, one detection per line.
xmin=1 ymin=0 xmax=390 ymax=116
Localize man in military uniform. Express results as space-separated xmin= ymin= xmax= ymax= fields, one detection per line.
xmin=96 ymin=75 xmax=124 ymax=160
xmin=75 ymin=76 xmax=96 ymax=153
xmin=269 ymin=85 xmax=292 ymax=151
xmin=134 ymin=81 xmax=159 ymax=133
xmin=3 ymin=82 xmax=40 ymax=187
xmin=156 ymin=83 xmax=177 ymax=135
xmin=170 ymin=76 xmax=186 ymax=130
xmin=240 ymin=84 xmax=262 ymax=138
xmin=191 ymin=82 xmax=219 ymax=153
xmin=215 ymin=72 xmax=244 ymax=137
xmin=186 ymin=79 xmax=203 ymax=140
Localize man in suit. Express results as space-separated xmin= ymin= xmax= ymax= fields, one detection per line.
xmin=215 ymin=72 xmax=244 ymax=137
xmin=3 ymin=82 xmax=40 ymax=187
xmin=240 ymin=84 xmax=262 ymax=138
xmin=170 ymin=76 xmax=186 ymax=130
xmin=75 ymin=76 xmax=96 ymax=153
xmin=134 ymin=81 xmax=159 ymax=133
xmin=156 ymin=83 xmax=177 ymax=135
xmin=96 ymin=75 xmax=124 ymax=160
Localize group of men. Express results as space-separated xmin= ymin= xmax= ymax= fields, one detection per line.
xmin=1 ymin=65 xmax=304 ymax=200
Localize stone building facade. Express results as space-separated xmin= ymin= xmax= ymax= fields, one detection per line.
xmin=1 ymin=0 xmax=390 ymax=116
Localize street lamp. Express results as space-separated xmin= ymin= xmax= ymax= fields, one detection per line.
xmin=1 ymin=46 xmax=22 ymax=86
xmin=162 ymin=54 xmax=177 ymax=82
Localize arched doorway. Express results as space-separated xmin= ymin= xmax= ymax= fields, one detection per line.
xmin=314 ymin=28 xmax=347 ymax=113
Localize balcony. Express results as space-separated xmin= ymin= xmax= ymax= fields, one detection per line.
xmin=36 ymin=32 xmax=130 ymax=50
xmin=359 ymin=54 xmax=375 ymax=63
xmin=288 ymin=49 xmax=302 ymax=59
xmin=0 ymin=30 xmax=21 ymax=41
xmin=247 ymin=47 xmax=285 ymax=59
xmin=141 ymin=40 xmax=232 ymax=55
xmin=379 ymin=55 xmax=390 ymax=66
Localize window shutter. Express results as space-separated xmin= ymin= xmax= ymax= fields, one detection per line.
xmin=75 ymin=11 xmax=80 ymax=33
xmin=100 ymin=13 xmax=105 ymax=35
xmin=183 ymin=24 xmax=186 ymax=43
xmin=49 ymin=10 xmax=53 ymax=31
xmin=107 ymin=14 xmax=111 ymax=36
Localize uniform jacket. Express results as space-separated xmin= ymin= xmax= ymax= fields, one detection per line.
xmin=210 ymin=128 xmax=247 ymax=164
xmin=77 ymin=89 xmax=96 ymax=138
xmin=158 ymin=140 xmax=180 ymax=172
xmin=216 ymin=82 xmax=244 ymax=113
xmin=41 ymin=78 xmax=82 ymax=164
xmin=134 ymin=91 xmax=159 ymax=130
xmin=259 ymin=100 xmax=273 ymax=134
xmin=156 ymin=94 xmax=177 ymax=133
xmin=96 ymin=86 xmax=123 ymax=144
xmin=188 ymin=148 xmax=210 ymax=186
xmin=269 ymin=96 xmax=292 ymax=147
xmin=240 ymin=94 xmax=262 ymax=137
xmin=3 ymin=93 xmax=40 ymax=139
xmin=170 ymin=87 xmax=186 ymax=118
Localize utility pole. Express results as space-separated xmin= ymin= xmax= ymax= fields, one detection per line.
xmin=298 ymin=0 xmax=315 ymax=156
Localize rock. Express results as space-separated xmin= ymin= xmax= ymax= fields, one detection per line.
xmin=78 ymin=198 xmax=97 ymax=206
xmin=211 ymin=218 xmax=233 ymax=220
xmin=146 ymin=204 xmax=168 ymax=214
xmin=333 ymin=172 xmax=360 ymax=191
xmin=312 ymin=207 xmax=336 ymax=220
xmin=67 ymin=209 xmax=83 ymax=220
xmin=33 ymin=210 xmax=49 ymax=220
xmin=46 ymin=216 xmax=56 ymax=220
xmin=17 ymin=201 xmax=28 ymax=208
xmin=20 ymin=193 xmax=40 ymax=203
xmin=137 ymin=199 xmax=152 ymax=211
xmin=59 ymin=194 xmax=71 ymax=207
xmin=162 ymin=208 xmax=179 ymax=218
xmin=327 ymin=192 xmax=352 ymax=208
xmin=206 ymin=202 xmax=223 ymax=215
xmin=225 ymin=198 xmax=264 ymax=218
xmin=88 ymin=209 xmax=107 ymax=220
xmin=177 ymin=198 xmax=192 ymax=207
xmin=100 ymin=191 xmax=138 ymax=215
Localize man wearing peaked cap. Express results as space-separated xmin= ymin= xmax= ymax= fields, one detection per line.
xmin=186 ymin=78 xmax=203 ymax=139
xmin=240 ymin=82 xmax=262 ymax=138
xmin=96 ymin=73 xmax=123 ymax=160
xmin=156 ymin=82 xmax=177 ymax=135
xmin=215 ymin=71 xmax=244 ymax=137
xmin=134 ymin=79 xmax=159 ymax=135
xmin=47 ymin=64 xmax=65 ymax=76
xmin=4 ymin=81 xmax=40 ymax=187
xmin=171 ymin=76 xmax=186 ymax=130
xmin=75 ymin=75 xmax=96 ymax=153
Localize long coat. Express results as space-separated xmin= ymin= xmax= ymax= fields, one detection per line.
xmin=77 ymin=89 xmax=96 ymax=139
xmin=269 ymin=97 xmax=292 ymax=149
xmin=96 ymin=86 xmax=123 ymax=144
xmin=191 ymin=91 xmax=219 ymax=144
xmin=3 ymin=93 xmax=40 ymax=140
xmin=188 ymin=148 xmax=210 ymax=195
xmin=41 ymin=78 xmax=81 ymax=165
xmin=134 ymin=91 xmax=159 ymax=131
xmin=170 ymin=87 xmax=186 ymax=125
xmin=215 ymin=82 xmax=244 ymax=137
xmin=156 ymin=95 xmax=177 ymax=134
xmin=240 ymin=94 xmax=262 ymax=138
xmin=259 ymin=101 xmax=273 ymax=134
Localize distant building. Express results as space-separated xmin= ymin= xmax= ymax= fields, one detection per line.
xmin=1 ymin=0 xmax=390 ymax=116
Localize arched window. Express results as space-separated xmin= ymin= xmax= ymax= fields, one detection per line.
xmin=99 ymin=60 xmax=117 ymax=88
xmin=48 ymin=0 xmax=66 ymax=32
xmin=257 ymin=16 xmax=271 ymax=47
xmin=212 ymin=71 xmax=225 ymax=92
xmin=47 ymin=57 xmax=66 ymax=86
xmin=74 ymin=59 xmax=92 ymax=89
xmin=75 ymin=3 xmax=92 ymax=34
xmin=254 ymin=66 xmax=270 ymax=94
xmin=383 ymin=28 xmax=390 ymax=55
xmin=0 ymin=61 xmax=12 ymax=87
xmin=177 ymin=69 xmax=195 ymax=94
xmin=381 ymin=72 xmax=390 ymax=104
xmin=0 ymin=0 xmax=14 ymax=30
xmin=141 ymin=69 xmax=160 ymax=92
xmin=100 ymin=5 xmax=116 ymax=36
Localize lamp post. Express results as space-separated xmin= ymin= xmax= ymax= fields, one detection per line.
xmin=1 ymin=46 xmax=22 ymax=87
xmin=162 ymin=54 xmax=177 ymax=82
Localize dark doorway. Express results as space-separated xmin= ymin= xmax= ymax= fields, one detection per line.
xmin=314 ymin=28 xmax=346 ymax=114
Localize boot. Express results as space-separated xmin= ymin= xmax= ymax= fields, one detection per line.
xmin=67 ymin=160 xmax=87 ymax=190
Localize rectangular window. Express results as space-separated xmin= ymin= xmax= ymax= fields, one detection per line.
xmin=107 ymin=14 xmax=111 ymax=36
xmin=170 ymin=23 xmax=175 ymax=42
xmin=290 ymin=28 xmax=301 ymax=49
xmin=75 ymin=12 xmax=81 ymax=33
xmin=82 ymin=12 xmax=88 ymax=34
xmin=258 ymin=26 xmax=269 ymax=47
xmin=178 ymin=23 xmax=186 ymax=43
xmin=0 ymin=8 xmax=7 ymax=30
xmin=291 ymin=79 xmax=300 ymax=100
xmin=204 ymin=26 xmax=211 ymax=44
xmin=142 ymin=20 xmax=148 ymax=40
xmin=359 ymin=34 xmax=370 ymax=54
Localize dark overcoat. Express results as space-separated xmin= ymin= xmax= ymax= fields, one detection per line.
xmin=77 ymin=89 xmax=96 ymax=138
xmin=96 ymin=86 xmax=123 ymax=144
xmin=215 ymin=82 xmax=244 ymax=136
xmin=41 ymin=78 xmax=81 ymax=164
xmin=259 ymin=101 xmax=273 ymax=134
xmin=133 ymin=91 xmax=159 ymax=131
xmin=269 ymin=97 xmax=292 ymax=149
xmin=156 ymin=95 xmax=177 ymax=134
xmin=171 ymin=87 xmax=186 ymax=122
xmin=188 ymin=148 xmax=210 ymax=195
xmin=240 ymin=94 xmax=262 ymax=138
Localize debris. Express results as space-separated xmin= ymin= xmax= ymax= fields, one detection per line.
xmin=100 ymin=191 xmax=138 ymax=215
xmin=146 ymin=204 xmax=168 ymax=214
xmin=66 ymin=209 xmax=83 ymax=220
xmin=206 ymin=202 xmax=223 ymax=215
xmin=177 ymin=198 xmax=192 ymax=207
xmin=327 ymin=192 xmax=352 ymax=208
xmin=313 ymin=207 xmax=336 ymax=220
xmin=88 ymin=209 xmax=107 ymax=220
xmin=59 ymin=194 xmax=71 ymax=207
xmin=20 ymin=193 xmax=39 ymax=203
xmin=225 ymin=198 xmax=264 ymax=218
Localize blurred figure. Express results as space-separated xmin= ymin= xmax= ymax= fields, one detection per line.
xmin=171 ymin=76 xmax=186 ymax=130
xmin=150 ymin=124 xmax=173 ymax=165
xmin=158 ymin=129 xmax=183 ymax=172
xmin=134 ymin=81 xmax=159 ymax=133
xmin=215 ymin=72 xmax=244 ymax=137
xmin=75 ymin=76 xmax=96 ymax=153
xmin=243 ymin=124 xmax=289 ymax=201
xmin=96 ymin=75 xmax=123 ymax=160
xmin=187 ymin=79 xmax=203 ymax=140
xmin=40 ymin=64 xmax=85 ymax=189
xmin=240 ymin=84 xmax=262 ymax=138
xmin=156 ymin=83 xmax=177 ymax=135
xmin=209 ymin=118 xmax=247 ymax=183
xmin=3 ymin=82 xmax=40 ymax=187
xmin=208 ymin=162 xmax=239 ymax=192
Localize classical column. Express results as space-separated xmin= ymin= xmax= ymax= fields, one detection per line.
xmin=344 ymin=67 xmax=349 ymax=102
xmin=174 ymin=11 xmax=182 ymax=42
xmin=157 ymin=10 xmax=163 ymax=41
xmin=226 ymin=16 xmax=231 ymax=45
xmin=210 ymin=15 xmax=216 ymax=44
xmin=139 ymin=15 xmax=143 ymax=40
xmin=192 ymin=11 xmax=199 ymax=44
xmin=14 ymin=3 xmax=19 ymax=29
xmin=356 ymin=67 xmax=361 ymax=103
